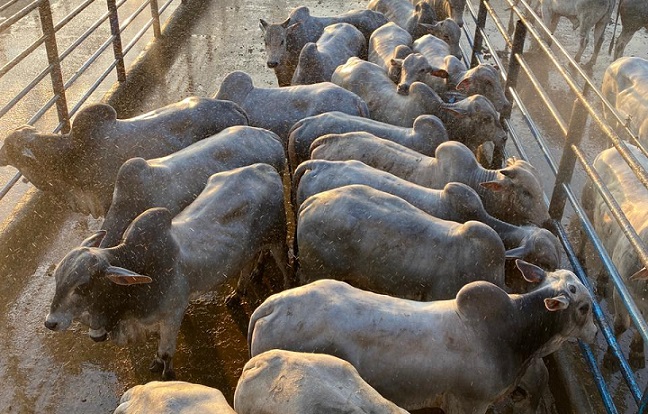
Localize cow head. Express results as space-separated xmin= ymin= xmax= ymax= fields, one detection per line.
xmin=424 ymin=18 xmax=462 ymax=58
xmin=44 ymin=230 xmax=151 ymax=340
xmin=447 ymin=0 xmax=466 ymax=27
xmin=396 ymin=53 xmax=448 ymax=95
xmin=456 ymin=64 xmax=512 ymax=117
xmin=259 ymin=17 xmax=302 ymax=69
xmin=0 ymin=125 xmax=75 ymax=191
xmin=505 ymin=226 xmax=562 ymax=271
xmin=440 ymin=95 xmax=507 ymax=157
xmin=480 ymin=157 xmax=550 ymax=227
xmin=518 ymin=260 xmax=597 ymax=345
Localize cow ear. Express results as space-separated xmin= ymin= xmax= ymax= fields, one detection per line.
xmin=456 ymin=77 xmax=472 ymax=92
xmin=500 ymin=168 xmax=518 ymax=179
xmin=480 ymin=181 xmax=505 ymax=192
xmin=81 ymin=230 xmax=106 ymax=248
xmin=287 ymin=21 xmax=301 ymax=33
xmin=442 ymin=105 xmax=469 ymax=118
xmin=390 ymin=58 xmax=403 ymax=68
xmin=21 ymin=148 xmax=37 ymax=160
xmin=630 ymin=267 xmax=648 ymax=281
xmin=415 ymin=2 xmax=421 ymax=11
xmin=259 ymin=19 xmax=268 ymax=32
xmin=516 ymin=259 xmax=546 ymax=283
xmin=430 ymin=68 xmax=449 ymax=79
xmin=104 ymin=266 xmax=152 ymax=286
xmin=544 ymin=295 xmax=570 ymax=311
xmin=280 ymin=17 xmax=291 ymax=28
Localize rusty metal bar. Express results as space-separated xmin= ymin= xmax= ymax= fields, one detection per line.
xmin=0 ymin=0 xmax=43 ymax=35
xmin=470 ymin=0 xmax=489 ymax=68
xmin=38 ymin=0 xmax=70 ymax=133
xmin=107 ymin=0 xmax=127 ymax=82
xmin=503 ymin=20 xmax=525 ymax=108
xmin=150 ymin=0 xmax=162 ymax=38
xmin=548 ymin=88 xmax=590 ymax=220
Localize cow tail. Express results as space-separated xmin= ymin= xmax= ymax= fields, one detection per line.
xmin=358 ymin=98 xmax=370 ymax=118
xmin=290 ymin=160 xmax=315 ymax=265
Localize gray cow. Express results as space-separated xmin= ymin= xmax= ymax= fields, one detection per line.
xmin=368 ymin=22 xmax=414 ymax=83
xmin=291 ymin=23 xmax=366 ymax=85
xmin=296 ymin=185 xmax=506 ymax=301
xmin=259 ymin=7 xmax=388 ymax=86
xmin=309 ymin=135 xmax=550 ymax=227
xmin=367 ymin=0 xmax=437 ymax=37
xmin=214 ymin=71 xmax=369 ymax=142
xmin=611 ymin=0 xmax=648 ymax=60
xmin=293 ymin=159 xmax=561 ymax=271
xmin=287 ymin=112 xmax=447 ymax=172
xmin=0 ymin=97 xmax=248 ymax=217
xmin=100 ymin=126 xmax=286 ymax=247
xmin=44 ymin=164 xmax=289 ymax=380
xmin=234 ymin=350 xmax=410 ymax=414
xmin=248 ymin=264 xmax=596 ymax=413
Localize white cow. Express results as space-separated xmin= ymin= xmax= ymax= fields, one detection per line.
xmin=536 ymin=0 xmax=613 ymax=68
xmin=234 ymin=350 xmax=410 ymax=414
xmin=601 ymin=57 xmax=648 ymax=148
xmin=582 ymin=144 xmax=648 ymax=363
xmin=248 ymin=263 xmax=596 ymax=413
xmin=45 ymin=164 xmax=289 ymax=379
xmin=309 ymin=135 xmax=549 ymax=226
xmin=114 ymin=381 xmax=236 ymax=414
xmin=296 ymin=184 xmax=506 ymax=301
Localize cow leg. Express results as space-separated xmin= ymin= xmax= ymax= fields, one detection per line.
xmin=613 ymin=27 xmax=636 ymax=60
xmin=225 ymin=254 xmax=263 ymax=307
xmin=584 ymin=19 xmax=608 ymax=70
xmin=630 ymin=331 xmax=645 ymax=368
xmin=269 ymin=242 xmax=294 ymax=288
xmin=151 ymin=310 xmax=185 ymax=380
xmin=574 ymin=25 xmax=590 ymax=63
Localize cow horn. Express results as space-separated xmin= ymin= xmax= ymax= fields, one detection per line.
xmin=104 ymin=266 xmax=152 ymax=285
xmin=505 ymin=246 xmax=527 ymax=259
xmin=80 ymin=230 xmax=106 ymax=248
xmin=630 ymin=267 xmax=648 ymax=281
xmin=21 ymin=148 xmax=37 ymax=160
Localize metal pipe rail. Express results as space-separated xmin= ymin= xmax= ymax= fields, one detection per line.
xmin=466 ymin=0 xmax=648 ymax=411
xmin=0 ymin=0 xmax=182 ymax=206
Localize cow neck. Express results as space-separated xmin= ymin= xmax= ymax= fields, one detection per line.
xmin=482 ymin=216 xmax=524 ymax=250
xmin=503 ymin=286 xmax=566 ymax=364
xmin=470 ymin=167 xmax=499 ymax=207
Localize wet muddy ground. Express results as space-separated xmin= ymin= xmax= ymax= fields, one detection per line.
xmin=0 ymin=0 xmax=647 ymax=412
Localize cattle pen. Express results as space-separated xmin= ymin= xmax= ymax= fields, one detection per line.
xmin=0 ymin=0 xmax=647 ymax=412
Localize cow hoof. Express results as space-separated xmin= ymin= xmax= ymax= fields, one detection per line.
xmin=149 ymin=358 xmax=164 ymax=373
xmin=162 ymin=368 xmax=176 ymax=381
xmin=629 ymin=350 xmax=646 ymax=369
xmin=602 ymin=350 xmax=618 ymax=371
xmin=225 ymin=291 xmax=242 ymax=308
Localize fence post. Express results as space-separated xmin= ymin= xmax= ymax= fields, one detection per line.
xmin=548 ymin=85 xmax=591 ymax=220
xmin=38 ymin=0 xmax=70 ymax=133
xmin=107 ymin=0 xmax=126 ymax=82
xmin=150 ymin=0 xmax=162 ymax=38
xmin=504 ymin=19 xmax=526 ymax=101
xmin=470 ymin=0 xmax=489 ymax=68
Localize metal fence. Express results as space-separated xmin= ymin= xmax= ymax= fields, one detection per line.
xmin=0 ymin=0 xmax=182 ymax=203
xmin=466 ymin=0 xmax=648 ymax=412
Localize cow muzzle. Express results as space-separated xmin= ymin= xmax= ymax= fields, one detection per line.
xmin=266 ymin=61 xmax=279 ymax=69
xmin=397 ymin=83 xmax=410 ymax=95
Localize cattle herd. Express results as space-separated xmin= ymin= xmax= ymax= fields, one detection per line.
xmin=2 ymin=0 xmax=648 ymax=412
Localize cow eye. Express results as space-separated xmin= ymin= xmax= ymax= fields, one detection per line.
xmin=569 ymin=285 xmax=576 ymax=294
xmin=579 ymin=303 xmax=590 ymax=314
xmin=522 ymin=189 xmax=532 ymax=198
xmin=280 ymin=40 xmax=284 ymax=46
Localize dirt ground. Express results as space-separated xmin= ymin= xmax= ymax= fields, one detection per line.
xmin=0 ymin=0 xmax=647 ymax=413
